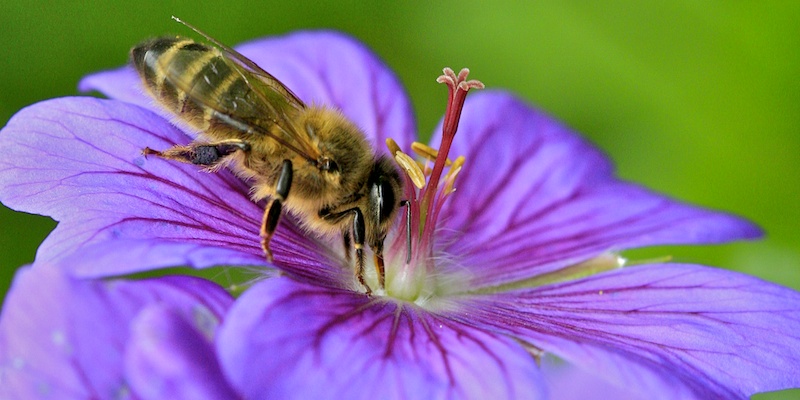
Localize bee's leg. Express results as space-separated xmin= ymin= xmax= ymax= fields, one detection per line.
xmin=260 ymin=160 xmax=293 ymax=262
xmin=372 ymin=245 xmax=385 ymax=290
xmin=342 ymin=230 xmax=352 ymax=262
xmin=320 ymin=207 xmax=370 ymax=295
xmin=350 ymin=208 xmax=370 ymax=295
xmin=143 ymin=139 xmax=249 ymax=170
xmin=366 ymin=200 xmax=411 ymax=290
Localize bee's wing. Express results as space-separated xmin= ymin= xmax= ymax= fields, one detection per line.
xmin=173 ymin=17 xmax=307 ymax=107
xmin=156 ymin=43 xmax=320 ymax=162
xmin=198 ymin=38 xmax=306 ymax=109
xmin=165 ymin=18 xmax=320 ymax=161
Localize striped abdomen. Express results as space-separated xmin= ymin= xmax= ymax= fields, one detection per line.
xmin=131 ymin=37 xmax=265 ymax=136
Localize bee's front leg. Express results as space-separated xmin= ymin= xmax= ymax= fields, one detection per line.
xmin=320 ymin=207 xmax=371 ymax=295
xmin=260 ymin=160 xmax=293 ymax=262
xmin=143 ymin=139 xmax=250 ymax=170
xmin=342 ymin=231 xmax=352 ymax=262
xmin=350 ymin=208 xmax=369 ymax=295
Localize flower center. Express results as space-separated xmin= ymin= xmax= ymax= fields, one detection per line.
xmin=379 ymin=68 xmax=484 ymax=303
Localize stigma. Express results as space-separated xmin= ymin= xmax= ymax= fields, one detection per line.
xmin=378 ymin=68 xmax=483 ymax=303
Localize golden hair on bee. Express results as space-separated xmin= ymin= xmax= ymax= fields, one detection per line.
xmin=134 ymin=17 xmax=404 ymax=295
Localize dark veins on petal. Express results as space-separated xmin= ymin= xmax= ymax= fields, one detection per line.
xmin=220 ymin=279 xmax=543 ymax=399
xmin=458 ymin=264 xmax=800 ymax=398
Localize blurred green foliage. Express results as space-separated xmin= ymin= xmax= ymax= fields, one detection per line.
xmin=0 ymin=2 xmax=798 ymax=398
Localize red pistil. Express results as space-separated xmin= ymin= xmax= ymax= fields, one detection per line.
xmin=419 ymin=68 xmax=484 ymax=250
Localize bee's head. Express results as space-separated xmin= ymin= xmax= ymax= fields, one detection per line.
xmin=365 ymin=156 xmax=404 ymax=249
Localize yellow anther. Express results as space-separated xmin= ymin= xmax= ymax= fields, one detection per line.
xmin=447 ymin=155 xmax=465 ymax=178
xmin=394 ymin=151 xmax=426 ymax=189
xmin=442 ymin=155 xmax=465 ymax=195
xmin=385 ymin=138 xmax=402 ymax=156
xmin=411 ymin=142 xmax=452 ymax=166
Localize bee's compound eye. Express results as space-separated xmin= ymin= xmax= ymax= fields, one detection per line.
xmin=370 ymin=177 xmax=397 ymax=223
xmin=321 ymin=157 xmax=339 ymax=172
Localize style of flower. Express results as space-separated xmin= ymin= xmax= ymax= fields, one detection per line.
xmin=1 ymin=31 xmax=799 ymax=399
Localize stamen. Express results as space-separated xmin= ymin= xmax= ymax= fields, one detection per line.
xmin=394 ymin=151 xmax=426 ymax=189
xmin=382 ymin=68 xmax=482 ymax=302
xmin=385 ymin=138 xmax=402 ymax=157
xmin=386 ymin=138 xmax=426 ymax=189
xmin=411 ymin=142 xmax=452 ymax=166
xmin=416 ymin=160 xmax=430 ymax=176
xmin=442 ymin=155 xmax=465 ymax=195
xmin=444 ymin=155 xmax=465 ymax=181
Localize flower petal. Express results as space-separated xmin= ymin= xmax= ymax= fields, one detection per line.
xmin=0 ymin=265 xmax=232 ymax=399
xmin=217 ymin=277 xmax=545 ymax=400
xmin=541 ymin=356 xmax=644 ymax=400
xmin=78 ymin=65 xmax=151 ymax=109
xmin=79 ymin=31 xmax=416 ymax=151
xmin=456 ymin=263 xmax=800 ymax=399
xmin=0 ymin=97 xmax=341 ymax=281
xmin=125 ymin=305 xmax=240 ymax=400
xmin=433 ymin=92 xmax=761 ymax=287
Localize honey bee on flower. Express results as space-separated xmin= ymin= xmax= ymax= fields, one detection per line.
xmin=1 ymin=20 xmax=799 ymax=400
xmin=133 ymin=18 xmax=404 ymax=294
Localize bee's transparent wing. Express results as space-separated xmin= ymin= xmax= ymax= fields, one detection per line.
xmin=173 ymin=17 xmax=306 ymax=107
xmin=156 ymin=40 xmax=320 ymax=161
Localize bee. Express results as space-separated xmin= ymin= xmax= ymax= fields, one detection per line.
xmin=132 ymin=18 xmax=403 ymax=294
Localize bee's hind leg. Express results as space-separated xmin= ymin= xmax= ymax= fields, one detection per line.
xmin=143 ymin=139 xmax=249 ymax=170
xmin=260 ymin=160 xmax=293 ymax=262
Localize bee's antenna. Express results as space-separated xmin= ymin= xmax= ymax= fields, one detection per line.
xmin=171 ymin=16 xmax=230 ymax=56
xmin=171 ymin=16 xmax=210 ymax=42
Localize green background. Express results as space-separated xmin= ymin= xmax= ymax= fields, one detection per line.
xmin=0 ymin=2 xmax=798 ymax=398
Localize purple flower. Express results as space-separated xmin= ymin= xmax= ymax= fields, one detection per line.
xmin=0 ymin=265 xmax=236 ymax=399
xmin=2 ymin=31 xmax=800 ymax=399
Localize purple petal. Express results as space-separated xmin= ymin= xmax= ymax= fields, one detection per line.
xmin=125 ymin=305 xmax=240 ymax=400
xmin=541 ymin=356 xmax=644 ymax=400
xmin=433 ymin=92 xmax=761 ymax=287
xmin=456 ymin=263 xmax=800 ymax=398
xmin=0 ymin=265 xmax=232 ymax=399
xmin=0 ymin=97 xmax=342 ymax=281
xmin=217 ymin=278 xmax=545 ymax=400
xmin=80 ymin=31 xmax=415 ymax=152
xmin=79 ymin=65 xmax=151 ymax=110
